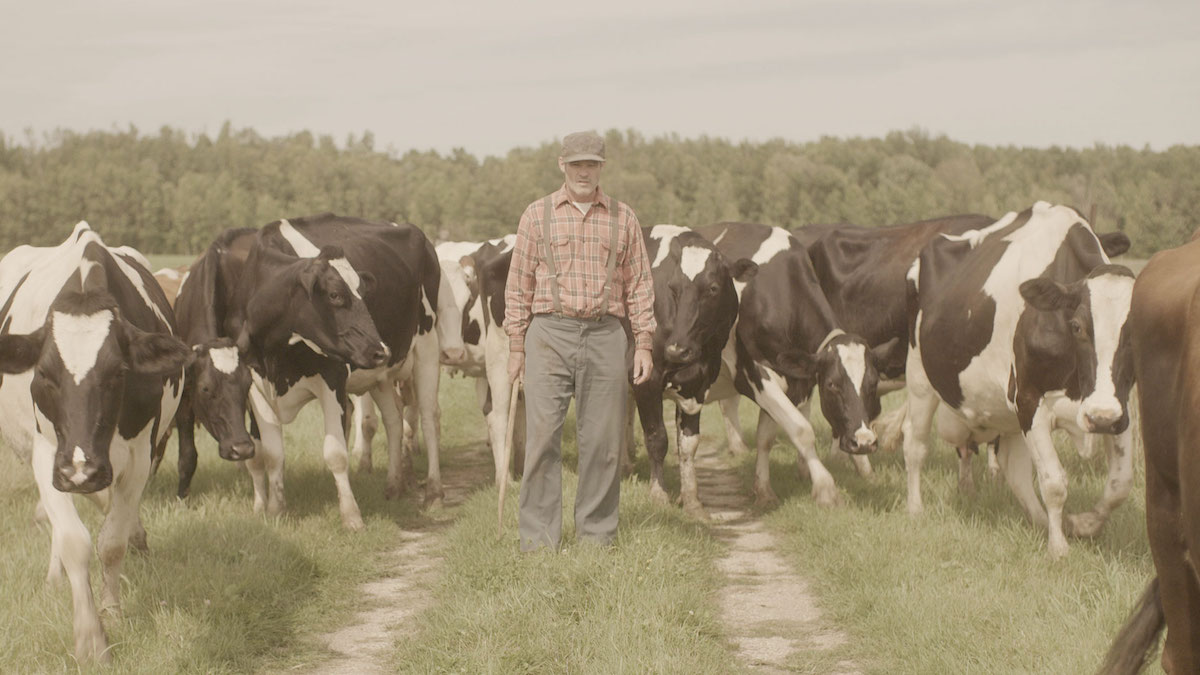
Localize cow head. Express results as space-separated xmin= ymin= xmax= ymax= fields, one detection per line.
xmin=0 ymin=272 xmax=192 ymax=493
xmin=189 ymin=337 xmax=255 ymax=461
xmin=1019 ymin=264 xmax=1136 ymax=434
xmin=243 ymin=246 xmax=389 ymax=370
xmin=778 ymin=332 xmax=895 ymax=455
xmin=659 ymin=248 xmax=756 ymax=375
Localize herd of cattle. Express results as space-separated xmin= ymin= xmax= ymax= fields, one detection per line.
xmin=0 ymin=203 xmax=1193 ymax=670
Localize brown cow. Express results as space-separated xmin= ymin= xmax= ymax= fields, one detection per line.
xmin=1098 ymin=234 xmax=1200 ymax=674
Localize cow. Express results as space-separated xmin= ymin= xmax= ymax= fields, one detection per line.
xmin=0 ymin=222 xmax=192 ymax=663
xmin=878 ymin=202 xmax=1135 ymax=558
xmin=166 ymin=228 xmax=259 ymax=498
xmin=1097 ymin=233 xmax=1200 ymax=674
xmin=693 ymin=222 xmax=893 ymax=506
xmin=633 ymin=224 xmax=756 ymax=517
xmin=255 ymin=214 xmax=463 ymax=510
xmin=152 ymin=264 xmax=190 ymax=307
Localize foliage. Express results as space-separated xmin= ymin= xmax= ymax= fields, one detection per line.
xmin=1 ymin=125 xmax=1195 ymax=256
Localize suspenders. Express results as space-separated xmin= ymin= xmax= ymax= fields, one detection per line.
xmin=539 ymin=195 xmax=620 ymax=318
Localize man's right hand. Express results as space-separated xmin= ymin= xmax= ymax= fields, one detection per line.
xmin=508 ymin=352 xmax=525 ymax=384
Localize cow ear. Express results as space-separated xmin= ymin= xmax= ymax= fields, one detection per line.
xmin=0 ymin=327 xmax=46 ymax=374
xmin=123 ymin=324 xmax=195 ymax=376
xmin=1020 ymin=278 xmax=1079 ymax=311
xmin=298 ymin=260 xmax=321 ymax=298
xmin=774 ymin=349 xmax=815 ymax=380
xmin=1097 ymin=231 xmax=1131 ymax=258
xmin=730 ymin=258 xmax=758 ymax=282
xmin=870 ymin=337 xmax=902 ymax=369
xmin=358 ymin=271 xmax=377 ymax=298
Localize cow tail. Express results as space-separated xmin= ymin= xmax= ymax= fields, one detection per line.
xmin=872 ymin=399 xmax=908 ymax=453
xmin=1096 ymin=577 xmax=1165 ymax=675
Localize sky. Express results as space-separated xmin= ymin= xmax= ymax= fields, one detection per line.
xmin=3 ymin=0 xmax=1198 ymax=158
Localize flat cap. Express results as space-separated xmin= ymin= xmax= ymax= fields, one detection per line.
xmin=560 ymin=131 xmax=605 ymax=163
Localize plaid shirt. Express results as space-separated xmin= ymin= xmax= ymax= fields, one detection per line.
xmin=505 ymin=184 xmax=656 ymax=353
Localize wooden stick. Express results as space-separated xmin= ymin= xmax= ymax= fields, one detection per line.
xmin=497 ymin=378 xmax=521 ymax=536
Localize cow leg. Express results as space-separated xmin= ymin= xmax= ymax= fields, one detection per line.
xmin=634 ymin=385 xmax=669 ymax=504
xmin=901 ymin=348 xmax=938 ymax=515
xmin=998 ymin=435 xmax=1047 ymax=527
xmin=485 ymin=351 xmax=512 ymax=486
xmin=621 ymin=390 xmax=637 ymax=478
xmin=371 ymin=381 xmax=407 ymax=500
xmin=719 ymin=397 xmax=751 ymax=456
xmin=754 ymin=375 xmax=838 ymax=507
xmin=1067 ymin=426 xmax=1135 ymax=537
xmin=413 ymin=334 xmax=444 ymax=508
xmin=175 ymin=402 xmax=199 ymax=498
xmin=97 ymin=441 xmax=150 ymax=617
xmin=317 ymin=387 xmax=364 ymax=531
xmin=349 ymin=393 xmax=378 ymax=473
xmin=32 ymin=436 xmax=108 ymax=663
xmin=1024 ymin=406 xmax=1070 ymax=559
xmin=676 ymin=403 xmax=707 ymax=519
xmin=753 ymin=409 xmax=781 ymax=506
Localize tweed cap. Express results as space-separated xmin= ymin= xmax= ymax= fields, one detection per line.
xmin=560 ymin=131 xmax=606 ymax=163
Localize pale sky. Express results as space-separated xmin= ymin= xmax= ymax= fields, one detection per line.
xmin=3 ymin=0 xmax=1198 ymax=158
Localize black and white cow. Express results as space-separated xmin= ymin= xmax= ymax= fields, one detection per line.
xmin=694 ymin=222 xmax=893 ymax=506
xmin=256 ymin=215 xmax=463 ymax=510
xmin=634 ymin=225 xmax=756 ymax=517
xmin=169 ymin=228 xmax=258 ymax=498
xmin=0 ymin=222 xmax=192 ymax=663
xmin=879 ymin=202 xmax=1136 ymax=558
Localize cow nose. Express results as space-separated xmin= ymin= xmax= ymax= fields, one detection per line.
xmin=664 ymin=344 xmax=693 ymax=364
xmin=223 ymin=440 xmax=256 ymax=461
xmin=370 ymin=343 xmax=390 ymax=367
xmin=441 ymin=346 xmax=466 ymax=364
xmin=1084 ymin=412 xmax=1119 ymax=433
xmin=842 ymin=425 xmax=878 ymax=455
xmin=53 ymin=459 xmax=112 ymax=494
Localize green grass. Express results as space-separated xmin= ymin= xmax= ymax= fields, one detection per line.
xmin=0 ymin=376 xmax=1161 ymax=673
xmin=721 ymin=392 xmax=1158 ymax=675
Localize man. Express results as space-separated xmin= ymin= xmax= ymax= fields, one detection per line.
xmin=505 ymin=130 xmax=656 ymax=551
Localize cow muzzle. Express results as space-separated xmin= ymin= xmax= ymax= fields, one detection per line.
xmin=664 ymin=343 xmax=699 ymax=365
xmin=52 ymin=448 xmax=113 ymax=493
xmin=219 ymin=439 xmax=256 ymax=462
xmin=839 ymin=425 xmax=879 ymax=455
xmin=1080 ymin=399 xmax=1125 ymax=434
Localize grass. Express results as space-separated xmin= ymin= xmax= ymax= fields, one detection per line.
xmin=0 ymin=372 xmax=1162 ymax=673
xmin=721 ymin=392 xmax=1159 ymax=674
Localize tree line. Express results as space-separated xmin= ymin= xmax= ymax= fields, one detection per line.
xmin=0 ymin=123 xmax=1195 ymax=257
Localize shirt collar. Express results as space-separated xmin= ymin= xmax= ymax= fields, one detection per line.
xmin=553 ymin=184 xmax=610 ymax=211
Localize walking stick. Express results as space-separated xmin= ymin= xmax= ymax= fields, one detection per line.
xmin=497 ymin=378 xmax=521 ymax=536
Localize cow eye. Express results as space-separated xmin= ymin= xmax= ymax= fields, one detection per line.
xmin=708 ymin=284 xmax=720 ymax=296
xmin=329 ymin=291 xmax=342 ymax=304
xmin=1069 ymin=319 xmax=1084 ymax=336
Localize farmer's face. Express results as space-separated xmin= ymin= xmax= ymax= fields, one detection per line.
xmin=559 ymin=159 xmax=603 ymax=201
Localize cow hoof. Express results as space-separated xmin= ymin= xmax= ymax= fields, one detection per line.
xmin=75 ymin=630 xmax=111 ymax=665
xmin=129 ymin=531 xmax=149 ymax=553
xmin=683 ymin=502 xmax=710 ymax=521
xmin=1065 ymin=512 xmax=1105 ymax=538
xmin=754 ymin=490 xmax=780 ymax=510
xmin=648 ymin=484 xmax=670 ymax=505
xmin=424 ymin=492 xmax=444 ymax=510
xmin=99 ymin=600 xmax=122 ymax=619
xmin=384 ymin=483 xmax=405 ymax=500
xmin=812 ymin=487 xmax=840 ymax=508
xmin=343 ymin=515 xmax=365 ymax=532
xmin=266 ymin=500 xmax=285 ymax=518
xmin=1048 ymin=540 xmax=1069 ymax=560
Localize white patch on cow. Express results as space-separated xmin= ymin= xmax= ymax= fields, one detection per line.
xmin=176 ymin=270 xmax=191 ymax=297
xmin=752 ymin=227 xmax=793 ymax=267
xmin=155 ymin=267 xmax=182 ymax=281
xmin=209 ymin=345 xmax=240 ymax=375
xmin=77 ymin=259 xmax=99 ymax=289
xmin=328 ymin=258 xmax=362 ymax=299
xmin=853 ymin=423 xmax=876 ymax=448
xmin=53 ymin=310 xmax=114 ymax=385
xmin=1079 ymin=273 xmax=1134 ymax=425
xmin=69 ymin=446 xmax=89 ymax=485
xmin=835 ymin=342 xmax=868 ymax=397
xmin=288 ymin=333 xmax=328 ymax=356
xmin=940 ymin=210 xmax=1018 ymax=249
xmin=906 ymin=258 xmax=921 ymax=292
xmin=710 ymin=227 xmax=728 ymax=245
xmin=677 ymin=397 xmax=703 ymax=415
xmin=110 ymin=253 xmax=171 ymax=328
xmin=649 ymin=224 xmax=691 ymax=269
xmin=679 ymin=246 xmax=711 ymax=281
xmin=278 ymin=219 xmax=321 ymax=257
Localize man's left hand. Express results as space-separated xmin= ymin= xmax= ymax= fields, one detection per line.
xmin=632 ymin=348 xmax=653 ymax=385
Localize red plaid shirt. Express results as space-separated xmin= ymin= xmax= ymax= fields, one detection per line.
xmin=505 ymin=184 xmax=656 ymax=353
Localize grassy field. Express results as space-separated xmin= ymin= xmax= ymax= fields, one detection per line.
xmin=0 ymin=373 xmax=1160 ymax=673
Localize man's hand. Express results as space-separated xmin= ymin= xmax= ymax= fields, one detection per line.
xmin=632 ymin=348 xmax=653 ymax=385
xmin=508 ymin=351 xmax=525 ymax=384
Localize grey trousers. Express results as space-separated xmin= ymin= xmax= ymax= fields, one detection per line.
xmin=519 ymin=314 xmax=630 ymax=551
